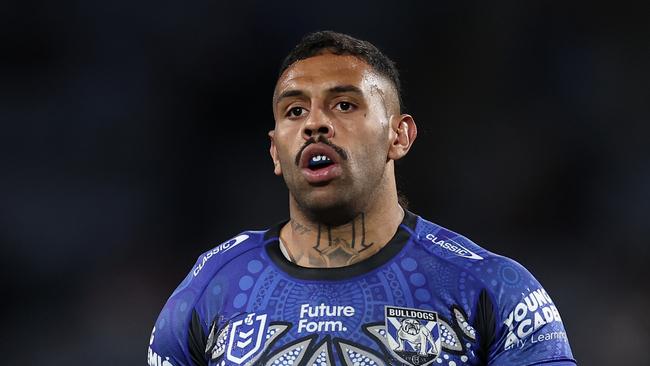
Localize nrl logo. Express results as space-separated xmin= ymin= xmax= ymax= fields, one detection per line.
xmin=385 ymin=306 xmax=441 ymax=366
xmin=225 ymin=312 xmax=268 ymax=364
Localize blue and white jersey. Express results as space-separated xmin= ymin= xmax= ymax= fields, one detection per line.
xmin=147 ymin=211 xmax=576 ymax=366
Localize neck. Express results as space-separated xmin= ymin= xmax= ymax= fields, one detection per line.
xmin=279 ymin=184 xmax=404 ymax=268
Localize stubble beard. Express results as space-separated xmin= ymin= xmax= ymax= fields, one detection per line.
xmin=292 ymin=184 xmax=359 ymax=226
xmin=285 ymin=154 xmax=388 ymax=227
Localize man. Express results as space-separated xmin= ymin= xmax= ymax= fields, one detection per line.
xmin=148 ymin=31 xmax=576 ymax=366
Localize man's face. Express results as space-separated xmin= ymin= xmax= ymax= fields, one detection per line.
xmin=270 ymin=53 xmax=398 ymax=222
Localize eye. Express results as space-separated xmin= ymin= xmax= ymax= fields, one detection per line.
xmin=335 ymin=101 xmax=354 ymax=112
xmin=287 ymin=107 xmax=307 ymax=118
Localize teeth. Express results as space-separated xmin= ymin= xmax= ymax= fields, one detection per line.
xmin=310 ymin=155 xmax=331 ymax=163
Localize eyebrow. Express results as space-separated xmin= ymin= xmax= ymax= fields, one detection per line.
xmin=275 ymin=84 xmax=364 ymax=105
xmin=275 ymin=89 xmax=306 ymax=104
xmin=328 ymin=85 xmax=363 ymax=95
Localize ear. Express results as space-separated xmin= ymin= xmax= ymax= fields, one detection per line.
xmin=268 ymin=130 xmax=282 ymax=176
xmin=388 ymin=114 xmax=417 ymax=161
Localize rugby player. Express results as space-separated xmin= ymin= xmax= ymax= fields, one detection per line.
xmin=147 ymin=31 xmax=576 ymax=366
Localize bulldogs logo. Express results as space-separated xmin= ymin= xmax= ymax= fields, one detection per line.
xmin=385 ymin=306 xmax=441 ymax=365
xmin=396 ymin=319 xmax=439 ymax=356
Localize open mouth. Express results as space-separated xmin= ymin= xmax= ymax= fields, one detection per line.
xmin=298 ymin=143 xmax=343 ymax=184
xmin=307 ymin=154 xmax=334 ymax=170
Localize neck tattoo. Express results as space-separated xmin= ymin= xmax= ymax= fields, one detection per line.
xmin=281 ymin=213 xmax=376 ymax=268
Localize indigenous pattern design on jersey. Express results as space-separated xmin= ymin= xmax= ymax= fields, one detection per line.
xmin=148 ymin=212 xmax=576 ymax=366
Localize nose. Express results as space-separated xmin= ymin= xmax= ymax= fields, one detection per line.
xmin=302 ymin=108 xmax=334 ymax=140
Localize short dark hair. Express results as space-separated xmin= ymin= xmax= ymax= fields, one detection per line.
xmin=279 ymin=31 xmax=403 ymax=112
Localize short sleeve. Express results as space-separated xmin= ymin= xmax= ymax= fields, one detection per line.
xmin=147 ymin=269 xmax=198 ymax=366
xmin=146 ymin=231 xmax=261 ymax=366
xmin=485 ymin=257 xmax=577 ymax=365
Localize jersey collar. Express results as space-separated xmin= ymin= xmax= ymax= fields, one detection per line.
xmin=263 ymin=210 xmax=418 ymax=280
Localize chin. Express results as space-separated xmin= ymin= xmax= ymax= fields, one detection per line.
xmin=295 ymin=191 xmax=359 ymax=226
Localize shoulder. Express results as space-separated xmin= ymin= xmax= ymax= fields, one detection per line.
xmin=409 ymin=214 xmax=541 ymax=305
xmin=409 ymin=213 xmax=562 ymax=327
xmin=147 ymin=228 xmax=270 ymax=365
xmin=410 ymin=214 xmax=550 ymax=302
xmin=410 ymin=214 xmax=576 ymax=364
xmin=168 ymin=228 xmax=269 ymax=308
xmin=190 ymin=229 xmax=267 ymax=280
xmin=411 ymin=214 xmax=495 ymax=263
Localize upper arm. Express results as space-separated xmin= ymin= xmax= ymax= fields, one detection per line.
xmin=483 ymin=257 xmax=577 ymax=365
xmin=147 ymin=270 xmax=199 ymax=366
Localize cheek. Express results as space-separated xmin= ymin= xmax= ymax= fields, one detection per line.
xmin=274 ymin=129 xmax=300 ymax=164
xmin=276 ymin=145 xmax=295 ymax=168
xmin=350 ymin=134 xmax=388 ymax=174
xmin=363 ymin=124 xmax=390 ymax=157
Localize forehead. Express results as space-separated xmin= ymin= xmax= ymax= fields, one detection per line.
xmin=274 ymin=53 xmax=385 ymax=99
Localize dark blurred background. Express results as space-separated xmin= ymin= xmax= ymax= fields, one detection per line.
xmin=1 ymin=1 xmax=648 ymax=365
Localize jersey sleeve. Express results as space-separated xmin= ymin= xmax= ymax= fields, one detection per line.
xmin=146 ymin=231 xmax=261 ymax=366
xmin=147 ymin=267 xmax=205 ymax=366
xmin=484 ymin=256 xmax=577 ymax=365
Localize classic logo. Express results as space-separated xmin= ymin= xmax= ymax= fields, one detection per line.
xmin=424 ymin=234 xmax=483 ymax=260
xmin=385 ymin=306 xmax=441 ymax=366
xmin=226 ymin=313 xmax=268 ymax=364
xmin=193 ymin=234 xmax=250 ymax=276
